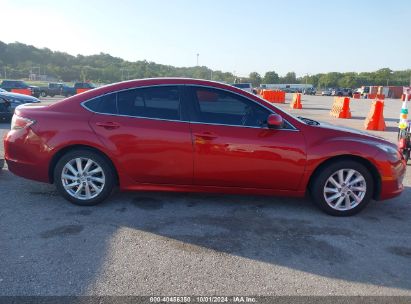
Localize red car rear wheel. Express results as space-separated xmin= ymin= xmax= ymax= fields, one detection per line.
xmin=54 ymin=149 xmax=115 ymax=206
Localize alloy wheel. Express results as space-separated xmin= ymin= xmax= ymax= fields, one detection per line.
xmin=323 ymin=169 xmax=367 ymax=211
xmin=61 ymin=157 xmax=106 ymax=200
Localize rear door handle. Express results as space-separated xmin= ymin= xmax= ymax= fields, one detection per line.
xmin=194 ymin=132 xmax=217 ymax=140
xmin=95 ymin=122 xmax=120 ymax=130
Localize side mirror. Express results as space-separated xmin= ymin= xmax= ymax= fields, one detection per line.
xmin=267 ymin=113 xmax=284 ymax=129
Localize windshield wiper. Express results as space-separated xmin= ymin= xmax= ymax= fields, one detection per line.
xmin=297 ymin=116 xmax=320 ymax=126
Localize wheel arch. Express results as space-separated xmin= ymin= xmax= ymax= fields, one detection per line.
xmin=307 ymin=155 xmax=381 ymax=200
xmin=48 ymin=144 xmax=119 ymax=185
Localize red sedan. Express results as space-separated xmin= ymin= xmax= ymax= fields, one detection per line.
xmin=3 ymin=78 xmax=406 ymax=215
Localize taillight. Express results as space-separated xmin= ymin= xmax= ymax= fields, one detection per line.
xmin=11 ymin=115 xmax=35 ymax=130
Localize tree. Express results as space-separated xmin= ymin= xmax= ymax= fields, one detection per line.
xmin=373 ymin=68 xmax=393 ymax=86
xmin=1 ymin=40 xmax=410 ymax=87
xmin=249 ymin=72 xmax=262 ymax=87
xmin=282 ymin=72 xmax=297 ymax=83
xmin=263 ymin=71 xmax=279 ymax=84
xmin=317 ymin=72 xmax=342 ymax=88
xmin=338 ymin=75 xmax=357 ymax=88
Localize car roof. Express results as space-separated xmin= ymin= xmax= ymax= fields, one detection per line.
xmin=87 ymin=78 xmax=247 ymax=96
xmin=52 ymin=78 xmax=262 ymax=108
xmin=47 ymin=77 xmax=303 ymax=130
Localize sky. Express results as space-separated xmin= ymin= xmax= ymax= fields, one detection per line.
xmin=1 ymin=0 xmax=410 ymax=77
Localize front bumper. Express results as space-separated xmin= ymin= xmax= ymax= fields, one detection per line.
xmin=376 ymin=151 xmax=406 ymax=200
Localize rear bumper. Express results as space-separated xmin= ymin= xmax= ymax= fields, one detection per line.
xmin=4 ymin=128 xmax=51 ymax=183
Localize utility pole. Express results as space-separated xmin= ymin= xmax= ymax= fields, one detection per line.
xmin=121 ymin=68 xmax=131 ymax=81
xmin=30 ymin=66 xmax=40 ymax=80
xmin=210 ymin=70 xmax=213 ymax=80
xmin=4 ymin=67 xmax=6 ymax=79
xmin=196 ymin=53 xmax=199 ymax=66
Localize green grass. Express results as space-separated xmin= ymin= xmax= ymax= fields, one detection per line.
xmin=0 ymin=79 xmax=75 ymax=87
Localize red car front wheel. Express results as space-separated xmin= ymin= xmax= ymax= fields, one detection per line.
xmin=310 ymin=160 xmax=374 ymax=216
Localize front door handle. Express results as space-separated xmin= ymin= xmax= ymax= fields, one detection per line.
xmin=95 ymin=122 xmax=120 ymax=130
xmin=194 ymin=132 xmax=217 ymax=140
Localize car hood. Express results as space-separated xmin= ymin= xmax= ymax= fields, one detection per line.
xmin=0 ymin=92 xmax=40 ymax=103
xmin=314 ymin=121 xmax=396 ymax=147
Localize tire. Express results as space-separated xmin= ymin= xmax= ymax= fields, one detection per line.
xmin=54 ymin=149 xmax=115 ymax=206
xmin=310 ymin=160 xmax=374 ymax=216
xmin=403 ymin=150 xmax=410 ymax=163
xmin=40 ymin=91 xmax=47 ymax=97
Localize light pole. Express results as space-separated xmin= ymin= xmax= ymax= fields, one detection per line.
xmin=121 ymin=68 xmax=130 ymax=81
xmin=196 ymin=53 xmax=199 ymax=66
xmin=387 ymin=71 xmax=393 ymax=87
xmin=30 ymin=66 xmax=40 ymax=80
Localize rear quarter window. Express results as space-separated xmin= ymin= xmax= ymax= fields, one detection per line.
xmin=84 ymin=93 xmax=117 ymax=114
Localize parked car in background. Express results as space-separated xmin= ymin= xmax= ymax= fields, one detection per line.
xmin=332 ymin=88 xmax=353 ymax=97
xmin=321 ymin=89 xmax=332 ymax=96
xmin=62 ymin=85 xmax=76 ymax=97
xmin=0 ymin=88 xmax=40 ymax=119
xmin=0 ymin=80 xmax=41 ymax=98
xmin=61 ymin=82 xmax=97 ymax=97
xmin=284 ymin=88 xmax=298 ymax=93
xmin=0 ymin=94 xmax=13 ymax=121
xmin=231 ymin=83 xmax=253 ymax=94
xmin=4 ymin=78 xmax=405 ymax=216
xmin=39 ymin=83 xmax=64 ymax=97
xmin=303 ymin=88 xmax=317 ymax=95
xmin=74 ymin=82 xmax=96 ymax=93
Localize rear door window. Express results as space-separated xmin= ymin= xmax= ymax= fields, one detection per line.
xmin=117 ymin=86 xmax=182 ymax=120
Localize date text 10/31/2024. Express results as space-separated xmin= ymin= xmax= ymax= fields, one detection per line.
xmin=149 ymin=296 xmax=257 ymax=303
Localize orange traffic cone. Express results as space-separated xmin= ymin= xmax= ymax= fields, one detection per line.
xmin=364 ymin=100 xmax=386 ymax=131
xmin=290 ymin=93 xmax=302 ymax=109
xmin=330 ymin=97 xmax=351 ymax=119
